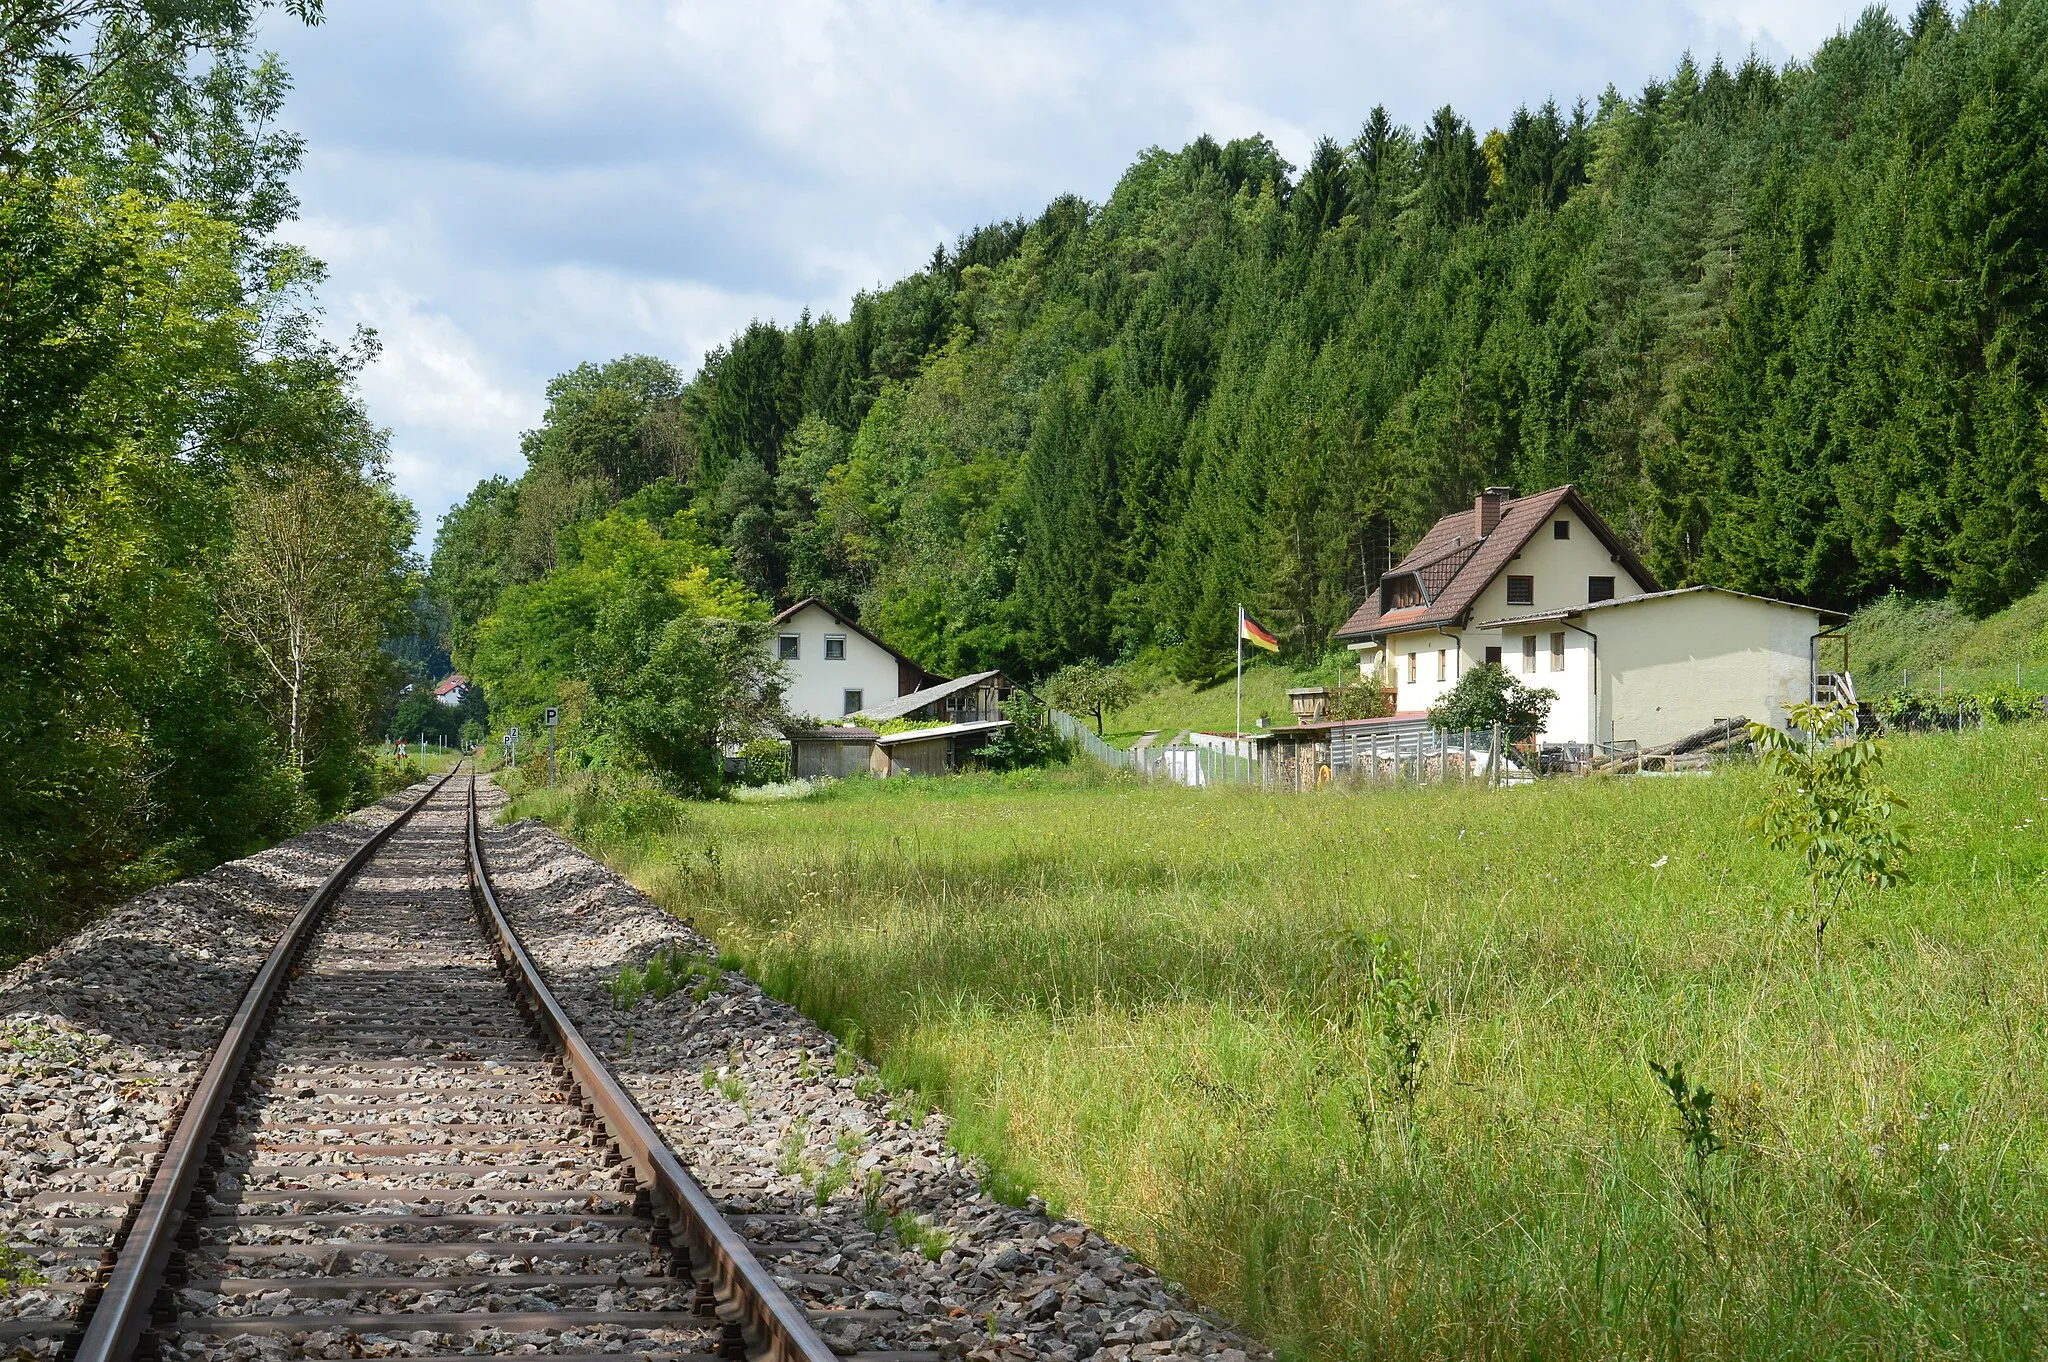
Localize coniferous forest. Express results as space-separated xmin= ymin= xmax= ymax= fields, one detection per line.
xmin=434 ymin=0 xmax=2048 ymax=706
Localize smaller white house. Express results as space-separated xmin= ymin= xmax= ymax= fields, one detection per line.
xmin=1475 ymin=585 xmax=1847 ymax=748
xmin=433 ymin=674 xmax=470 ymax=708
xmin=768 ymin=598 xmax=946 ymax=722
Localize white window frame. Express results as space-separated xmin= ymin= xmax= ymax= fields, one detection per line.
xmin=824 ymin=634 xmax=847 ymax=661
xmin=777 ymin=633 xmax=801 ymax=661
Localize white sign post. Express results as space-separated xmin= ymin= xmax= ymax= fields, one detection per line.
xmin=543 ymin=707 xmax=560 ymax=788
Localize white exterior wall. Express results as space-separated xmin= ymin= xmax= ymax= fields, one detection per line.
xmin=1460 ymin=510 xmax=1652 ymax=668
xmin=770 ymin=603 xmax=902 ymax=720
xmin=1493 ymin=625 xmax=1594 ymax=743
xmin=1599 ymin=594 xmax=1823 ymax=747
xmin=1386 ymin=629 xmax=1465 ymax=715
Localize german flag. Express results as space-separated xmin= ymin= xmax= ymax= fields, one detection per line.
xmin=1239 ymin=607 xmax=1280 ymax=654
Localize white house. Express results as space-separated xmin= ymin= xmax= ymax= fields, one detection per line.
xmin=433 ymin=674 xmax=470 ymax=708
xmin=1334 ymin=486 xmax=1849 ymax=746
xmin=769 ymin=598 xmax=946 ymax=721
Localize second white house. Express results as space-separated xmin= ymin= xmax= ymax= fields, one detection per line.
xmin=768 ymin=597 xmax=946 ymax=721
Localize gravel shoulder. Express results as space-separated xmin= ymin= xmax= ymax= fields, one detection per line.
xmin=479 ymin=781 xmax=1268 ymax=1362
xmin=0 ymin=781 xmax=441 ymax=1332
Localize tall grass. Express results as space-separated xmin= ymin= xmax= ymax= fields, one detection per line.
xmin=513 ymin=731 xmax=2048 ymax=1360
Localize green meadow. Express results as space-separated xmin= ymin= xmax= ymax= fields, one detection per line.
xmin=511 ymin=726 xmax=2048 ymax=1360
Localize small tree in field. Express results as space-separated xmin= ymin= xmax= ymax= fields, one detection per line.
xmin=1040 ymin=660 xmax=1135 ymax=736
xmin=1747 ymin=702 xmax=1910 ymax=970
xmin=1426 ymin=662 xmax=1556 ymax=735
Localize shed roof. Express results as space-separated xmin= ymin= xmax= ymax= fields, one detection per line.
xmin=1475 ymin=584 xmax=1847 ymax=631
xmin=1334 ymin=486 xmax=1659 ymax=642
xmin=858 ymin=670 xmax=1005 ymax=722
xmin=785 ymin=725 xmax=879 ymax=742
xmin=872 ymin=719 xmax=1011 ymax=747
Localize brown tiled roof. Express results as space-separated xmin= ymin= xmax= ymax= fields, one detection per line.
xmin=1333 ymin=486 xmax=1659 ymax=642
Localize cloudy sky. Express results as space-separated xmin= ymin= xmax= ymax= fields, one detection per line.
xmin=258 ymin=0 xmax=1899 ymax=553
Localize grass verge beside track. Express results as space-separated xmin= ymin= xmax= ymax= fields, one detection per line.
xmin=511 ymin=729 xmax=2048 ymax=1361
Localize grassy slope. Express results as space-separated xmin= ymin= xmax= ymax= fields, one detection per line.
xmin=1847 ymin=584 xmax=2048 ymax=695
xmin=1097 ymin=657 xmax=1362 ymax=749
xmin=516 ymin=732 xmax=2048 ymax=1361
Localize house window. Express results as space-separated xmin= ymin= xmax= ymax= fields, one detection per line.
xmin=1507 ymin=575 xmax=1535 ymax=606
xmin=1437 ymin=649 xmax=1447 ymax=682
xmin=842 ymin=689 xmax=864 ymax=715
xmin=1522 ymin=634 xmax=1538 ymax=673
xmin=824 ymin=635 xmax=846 ymax=660
xmin=1554 ymin=520 xmax=1570 ymax=540
xmin=1550 ymin=632 xmax=1566 ymax=671
xmin=1485 ymin=645 xmax=1502 ymax=665
xmin=1406 ymin=652 xmax=1418 ymax=684
xmin=777 ymin=634 xmax=800 ymax=661
xmin=1588 ymin=575 xmax=1616 ymax=602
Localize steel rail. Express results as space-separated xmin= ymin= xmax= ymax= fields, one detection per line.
xmin=70 ymin=765 xmax=465 ymax=1362
xmin=463 ymin=772 xmax=838 ymax=1362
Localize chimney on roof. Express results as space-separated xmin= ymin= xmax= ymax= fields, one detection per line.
xmin=1476 ymin=486 xmax=1513 ymax=537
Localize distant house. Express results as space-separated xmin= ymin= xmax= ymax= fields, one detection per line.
xmin=769 ymin=598 xmax=946 ymax=721
xmin=1333 ymin=486 xmax=1849 ymax=746
xmin=433 ymin=674 xmax=470 ymax=708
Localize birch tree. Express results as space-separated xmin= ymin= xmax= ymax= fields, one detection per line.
xmin=218 ymin=457 xmax=411 ymax=771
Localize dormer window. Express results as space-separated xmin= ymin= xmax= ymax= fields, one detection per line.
xmin=1381 ymin=573 xmax=1426 ymax=612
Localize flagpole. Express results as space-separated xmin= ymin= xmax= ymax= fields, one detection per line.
xmin=1236 ymin=604 xmax=1244 ymax=740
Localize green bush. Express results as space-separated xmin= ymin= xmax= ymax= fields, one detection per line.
xmin=978 ymin=694 xmax=1071 ymax=771
xmin=1972 ymin=682 xmax=2043 ymax=725
xmin=1427 ymin=662 xmax=1556 ymax=735
xmin=738 ymin=737 xmax=790 ymax=786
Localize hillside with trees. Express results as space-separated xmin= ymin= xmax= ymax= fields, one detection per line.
xmin=438 ymin=0 xmax=2048 ymax=713
xmin=2 ymin=2 xmax=417 ymax=954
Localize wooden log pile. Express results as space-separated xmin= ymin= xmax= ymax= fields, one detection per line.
xmin=1593 ymin=717 xmax=1751 ymax=774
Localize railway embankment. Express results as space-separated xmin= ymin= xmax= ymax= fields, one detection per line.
xmin=481 ymin=782 xmax=1265 ymax=1362
xmin=0 ymin=781 xmax=443 ymax=1336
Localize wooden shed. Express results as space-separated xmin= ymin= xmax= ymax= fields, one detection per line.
xmin=786 ymin=726 xmax=878 ymax=780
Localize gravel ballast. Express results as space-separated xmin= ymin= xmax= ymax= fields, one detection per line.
xmin=478 ymin=782 xmax=1268 ymax=1362
xmin=0 ymin=781 xmax=442 ymax=1346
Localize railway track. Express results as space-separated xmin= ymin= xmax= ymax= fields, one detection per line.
xmin=9 ymin=767 xmax=858 ymax=1362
